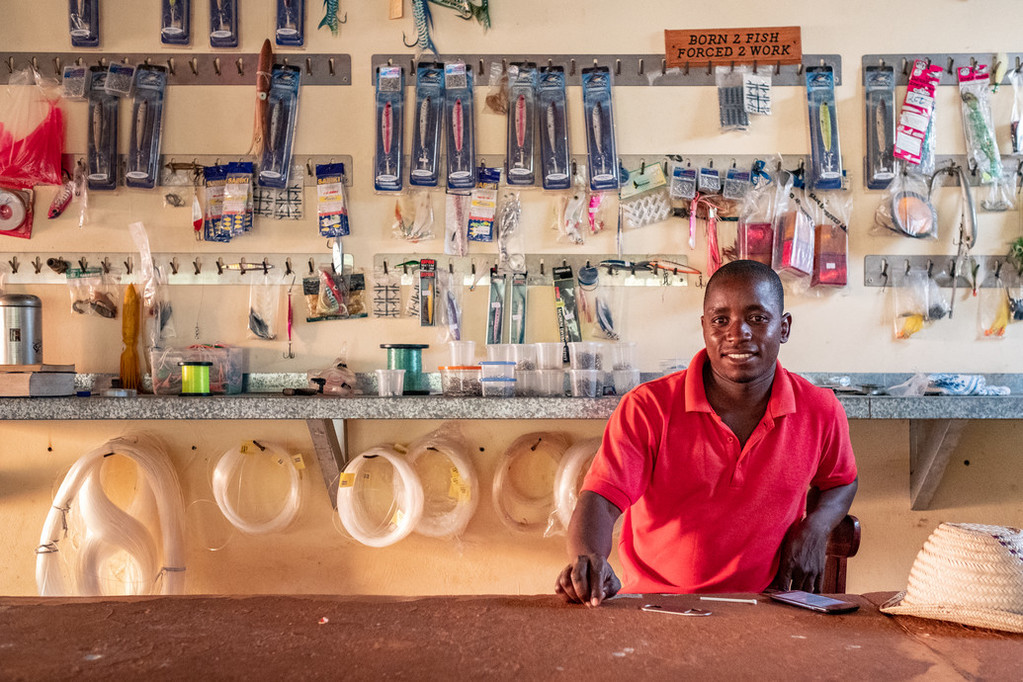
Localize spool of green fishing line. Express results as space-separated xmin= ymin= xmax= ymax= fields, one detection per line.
xmin=380 ymin=344 xmax=429 ymax=395
xmin=179 ymin=361 xmax=212 ymax=396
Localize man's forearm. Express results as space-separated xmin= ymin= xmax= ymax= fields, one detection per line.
xmin=805 ymin=478 xmax=858 ymax=533
xmin=566 ymin=491 xmax=622 ymax=559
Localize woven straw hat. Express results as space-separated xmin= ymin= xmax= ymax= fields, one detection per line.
xmin=880 ymin=522 xmax=1023 ymax=633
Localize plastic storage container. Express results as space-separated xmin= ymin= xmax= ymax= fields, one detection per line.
xmin=569 ymin=369 xmax=603 ymax=397
xmin=534 ymin=342 xmax=565 ymax=370
xmin=536 ymin=369 xmax=565 ymax=396
xmin=448 ymin=340 xmax=476 ymax=366
xmin=151 ymin=345 xmax=244 ymax=395
xmin=568 ymin=342 xmax=605 ymax=370
xmin=480 ymin=361 xmax=516 ymax=379
xmin=439 ymin=365 xmax=482 ymax=397
xmin=481 ymin=377 xmax=516 ymax=397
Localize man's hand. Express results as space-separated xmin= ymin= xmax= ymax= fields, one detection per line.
xmin=770 ymin=516 xmax=830 ymax=593
xmin=555 ymin=554 xmax=621 ymax=606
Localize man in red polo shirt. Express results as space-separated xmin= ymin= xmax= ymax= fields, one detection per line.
xmin=555 ymin=260 xmax=858 ymax=605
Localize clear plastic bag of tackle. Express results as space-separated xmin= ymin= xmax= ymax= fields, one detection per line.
xmin=978 ymin=271 xmax=1010 ymax=339
xmin=577 ymin=263 xmax=625 ymax=342
xmin=872 ymin=164 xmax=938 ymax=239
xmin=436 ymin=268 xmax=463 ymax=342
xmin=392 ymin=191 xmax=435 ymax=242
xmin=67 ymin=267 xmax=118 ymax=318
xmin=552 ymin=166 xmax=587 ymax=245
xmin=891 ymin=268 xmax=948 ymax=340
xmin=130 ymin=221 xmax=177 ymax=349
xmin=248 ymin=272 xmax=281 ymax=340
xmin=445 ymin=192 xmax=470 ymax=257
xmin=497 ymin=190 xmax=525 ymax=273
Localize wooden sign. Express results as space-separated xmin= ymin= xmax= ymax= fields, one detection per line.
xmin=664 ymin=26 xmax=802 ymax=68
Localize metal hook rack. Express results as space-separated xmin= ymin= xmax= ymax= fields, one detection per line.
xmin=0 ymin=52 xmax=352 ymax=86
xmin=864 ymin=255 xmax=1010 ymax=288
xmin=0 ymin=252 xmax=356 ymax=286
xmin=371 ymin=53 xmax=841 ymax=87
xmin=862 ymin=53 xmax=1023 ymax=87
xmin=863 ymin=154 xmax=1022 ymax=191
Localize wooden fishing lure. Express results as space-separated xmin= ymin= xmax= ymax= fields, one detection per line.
xmin=247 ymin=39 xmax=273 ymax=158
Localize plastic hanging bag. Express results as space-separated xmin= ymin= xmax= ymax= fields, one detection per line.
xmin=807 ymin=189 xmax=851 ymax=287
xmin=736 ymin=160 xmax=779 ymax=266
xmin=716 ymin=66 xmax=750 ymax=132
xmin=1011 ymin=69 xmax=1023 ymax=155
xmin=0 ymin=67 xmax=64 ymax=187
xmin=371 ymin=264 xmax=402 ymax=319
xmin=772 ymin=174 xmax=814 ymax=279
xmin=979 ymin=273 xmax=1010 ymax=338
xmin=67 ymin=267 xmax=117 ymax=318
xmin=248 ymin=273 xmax=280 ymax=340
xmin=497 ymin=190 xmax=525 ymax=273
xmin=436 ymin=269 xmax=463 ymax=342
xmin=444 ymin=192 xmax=470 ymax=257
xmin=620 ymin=162 xmax=670 ymax=229
xmin=130 ymin=221 xmax=176 ymax=349
xmin=873 ymin=165 xmax=938 ymax=239
xmin=891 ymin=269 xmax=948 ymax=340
xmin=392 ymin=191 xmax=434 ymax=242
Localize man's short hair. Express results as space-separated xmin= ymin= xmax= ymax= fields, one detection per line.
xmin=703 ymin=260 xmax=785 ymax=312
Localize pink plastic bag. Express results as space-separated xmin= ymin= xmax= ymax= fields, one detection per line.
xmin=0 ymin=68 xmax=64 ymax=188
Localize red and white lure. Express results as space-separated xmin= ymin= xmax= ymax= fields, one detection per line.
xmin=47 ymin=175 xmax=74 ymax=219
xmin=381 ymin=101 xmax=394 ymax=176
xmin=514 ymin=94 xmax=527 ymax=167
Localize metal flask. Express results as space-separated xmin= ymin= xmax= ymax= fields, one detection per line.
xmin=0 ymin=293 xmax=43 ymax=365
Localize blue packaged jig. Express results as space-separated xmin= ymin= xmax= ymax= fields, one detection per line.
xmin=582 ymin=66 xmax=619 ymax=192
xmin=276 ymin=0 xmax=305 ymax=47
xmin=374 ymin=66 xmax=405 ymax=193
xmin=865 ymin=65 xmax=895 ymax=190
xmin=410 ymin=63 xmax=444 ymax=188
xmin=445 ymin=62 xmax=476 ymax=191
xmin=87 ymin=67 xmax=118 ymax=191
xmin=161 ymin=0 xmax=191 ymax=45
xmin=538 ymin=66 xmax=570 ymax=191
xmin=209 ymin=0 xmax=239 ymax=48
xmin=126 ymin=66 xmax=168 ymax=189
xmin=258 ymin=65 xmax=301 ymax=189
xmin=506 ymin=63 xmax=538 ymax=187
xmin=806 ymin=65 xmax=843 ymax=190
xmin=69 ymin=0 xmax=99 ymax=47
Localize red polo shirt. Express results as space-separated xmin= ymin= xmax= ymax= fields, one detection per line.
xmin=582 ymin=349 xmax=857 ymax=594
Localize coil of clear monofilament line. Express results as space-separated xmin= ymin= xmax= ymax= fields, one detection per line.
xmin=405 ymin=428 xmax=478 ymax=538
xmin=336 ymin=445 xmax=424 ymax=548
xmin=553 ymin=437 xmax=603 ymax=531
xmin=492 ymin=431 xmax=571 ymax=533
xmin=36 ymin=435 xmax=186 ymax=596
xmin=211 ymin=440 xmax=305 ymax=535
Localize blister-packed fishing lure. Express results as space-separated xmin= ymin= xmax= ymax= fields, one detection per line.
xmin=209 ymin=0 xmax=238 ymax=48
xmin=806 ymin=189 xmax=850 ymax=287
xmin=805 ymin=66 xmax=842 ymax=190
xmin=506 ymin=63 xmax=538 ymax=187
xmin=69 ymin=0 xmax=99 ymax=47
xmin=468 ymin=167 xmax=500 ymax=242
xmin=487 ymin=268 xmax=506 ymax=344
xmin=582 ymin=66 xmax=619 ymax=192
xmin=316 ymin=162 xmax=350 ymax=237
xmin=161 ymin=0 xmax=191 ymax=45
xmin=410 ymin=63 xmax=444 ymax=188
xmin=374 ymin=65 xmax=405 ymax=193
xmin=126 ymin=65 xmax=167 ymax=190
xmin=445 ymin=192 xmax=470 ymax=256
xmin=864 ymin=65 xmax=895 ymax=190
xmin=276 ymin=0 xmax=305 ymax=47
xmin=202 ymin=164 xmax=230 ymax=242
xmin=419 ymin=258 xmax=437 ymax=327
xmin=773 ymin=172 xmax=814 ymax=278
xmin=445 ymin=62 xmax=476 ymax=191
xmin=222 ymin=162 xmax=254 ymax=237
xmin=87 ymin=67 xmax=118 ymax=191
xmin=538 ymin=66 xmax=570 ymax=191
xmin=259 ymin=65 xmax=301 ymax=189
xmin=1011 ymin=70 xmax=1023 ymax=155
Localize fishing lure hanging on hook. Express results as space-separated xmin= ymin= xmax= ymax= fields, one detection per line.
xmin=405 ymin=0 xmax=438 ymax=56
xmin=317 ymin=0 xmax=346 ymax=36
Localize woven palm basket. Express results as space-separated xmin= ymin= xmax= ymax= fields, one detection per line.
xmin=880 ymin=522 xmax=1023 ymax=633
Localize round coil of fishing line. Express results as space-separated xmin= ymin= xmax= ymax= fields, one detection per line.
xmin=553 ymin=438 xmax=603 ymax=531
xmin=492 ymin=431 xmax=570 ymax=533
xmin=405 ymin=429 xmax=478 ymax=538
xmin=336 ymin=446 xmax=424 ymax=548
xmin=211 ymin=440 xmax=305 ymax=535
xmin=36 ymin=435 xmax=186 ymax=597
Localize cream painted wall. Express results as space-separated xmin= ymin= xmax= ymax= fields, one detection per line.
xmin=1 ymin=1 xmax=1022 ymax=597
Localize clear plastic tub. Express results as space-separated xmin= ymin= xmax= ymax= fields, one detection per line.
xmin=511 ymin=344 xmax=538 ymax=370
xmin=569 ymin=369 xmax=603 ymax=397
xmin=613 ymin=368 xmax=641 ymax=394
xmin=534 ymin=342 xmax=565 ymax=370
xmin=375 ymin=369 xmax=406 ymax=396
xmin=439 ymin=366 xmax=482 ymax=397
xmin=568 ymin=342 xmax=605 ymax=370
xmin=610 ymin=341 xmax=638 ymax=370
xmin=448 ymin=340 xmax=476 ymax=366
xmin=536 ymin=369 xmax=565 ymax=396
xmin=485 ymin=344 xmax=516 ymax=363
xmin=480 ymin=360 xmax=516 ymax=379
xmin=515 ymin=370 xmax=538 ymax=396
xmin=481 ymin=377 xmax=516 ymax=397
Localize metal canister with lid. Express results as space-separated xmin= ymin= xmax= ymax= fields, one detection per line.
xmin=0 ymin=293 xmax=43 ymax=365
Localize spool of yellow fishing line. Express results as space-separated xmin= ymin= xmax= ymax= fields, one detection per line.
xmin=179 ymin=361 xmax=212 ymax=396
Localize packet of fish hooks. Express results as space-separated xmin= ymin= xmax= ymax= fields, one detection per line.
xmin=104 ymin=63 xmax=136 ymax=98
xmin=445 ymin=62 xmax=477 ymax=191
xmin=410 ymin=63 xmax=444 ymax=188
xmin=61 ymin=66 xmax=88 ymax=101
xmin=506 ymin=63 xmax=538 ymax=187
xmin=202 ymin=164 xmax=230 ymax=242
xmin=315 ymin=163 xmax=350 ymax=237
xmin=668 ymin=161 xmax=698 ymax=201
xmin=374 ymin=65 xmax=405 ymax=193
xmin=722 ymin=166 xmax=752 ymax=200
xmin=222 ymin=162 xmax=254 ymax=236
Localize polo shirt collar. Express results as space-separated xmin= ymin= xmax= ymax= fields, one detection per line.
xmin=684 ymin=348 xmax=796 ymax=418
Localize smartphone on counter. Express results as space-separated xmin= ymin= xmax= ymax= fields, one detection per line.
xmin=768 ymin=590 xmax=859 ymax=614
